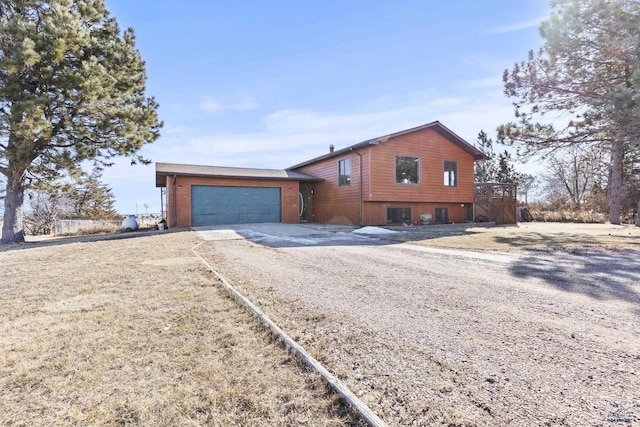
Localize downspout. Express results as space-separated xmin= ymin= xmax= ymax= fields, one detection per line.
xmin=351 ymin=148 xmax=363 ymax=225
xmin=160 ymin=187 xmax=165 ymax=220
xmin=173 ymin=175 xmax=178 ymax=228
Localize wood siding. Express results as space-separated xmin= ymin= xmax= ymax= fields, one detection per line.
xmin=368 ymin=128 xmax=475 ymax=203
xmin=296 ymin=127 xmax=477 ymax=225
xmin=363 ymin=202 xmax=469 ymax=226
xmin=297 ymin=152 xmax=365 ymax=224
xmin=165 ymin=175 xmax=300 ymax=228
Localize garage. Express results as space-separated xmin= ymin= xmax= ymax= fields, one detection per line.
xmin=191 ymin=185 xmax=281 ymax=225
xmin=156 ymin=163 xmax=322 ymax=228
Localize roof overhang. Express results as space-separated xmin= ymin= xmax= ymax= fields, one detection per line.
xmin=155 ymin=162 xmax=322 ymax=187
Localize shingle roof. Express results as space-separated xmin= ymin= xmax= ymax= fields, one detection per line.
xmin=288 ymin=120 xmax=488 ymax=170
xmin=155 ymin=162 xmax=322 ymax=187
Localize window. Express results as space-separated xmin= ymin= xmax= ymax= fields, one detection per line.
xmin=338 ymin=158 xmax=351 ymax=186
xmin=435 ymin=207 xmax=449 ymax=223
xmin=387 ymin=207 xmax=412 ymax=224
xmin=444 ymin=161 xmax=457 ymax=187
xmin=396 ymin=155 xmax=419 ymax=184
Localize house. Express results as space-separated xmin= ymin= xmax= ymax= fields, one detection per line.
xmin=156 ymin=121 xmax=489 ymax=228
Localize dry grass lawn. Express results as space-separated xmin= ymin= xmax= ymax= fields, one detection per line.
xmin=384 ymin=221 xmax=640 ymax=251
xmin=3 ymin=222 xmax=638 ymax=426
xmin=0 ymin=232 xmax=359 ymax=426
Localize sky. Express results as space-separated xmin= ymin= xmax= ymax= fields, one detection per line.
xmin=101 ymin=0 xmax=550 ymax=215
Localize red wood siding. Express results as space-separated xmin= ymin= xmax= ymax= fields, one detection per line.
xmin=165 ymin=176 xmax=300 ymax=228
xmin=297 ymin=152 xmax=363 ymax=224
xmin=368 ymin=127 xmax=475 ymax=203
xmin=296 ymin=127 xmax=477 ymax=225
xmin=363 ymin=202 xmax=470 ymax=226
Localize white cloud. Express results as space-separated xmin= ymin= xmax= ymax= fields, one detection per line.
xmin=485 ymin=16 xmax=547 ymax=35
xmin=199 ymin=98 xmax=258 ymax=113
xmin=162 ymin=124 xmax=189 ymax=135
xmin=200 ymin=99 xmax=222 ymax=112
xmin=182 ymin=92 xmax=516 ymax=168
xmin=230 ymin=99 xmax=258 ymax=111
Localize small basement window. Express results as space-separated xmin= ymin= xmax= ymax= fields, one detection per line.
xmin=395 ymin=155 xmax=419 ymax=184
xmin=435 ymin=207 xmax=449 ymax=223
xmin=387 ymin=207 xmax=411 ymax=224
xmin=338 ymin=158 xmax=351 ymax=186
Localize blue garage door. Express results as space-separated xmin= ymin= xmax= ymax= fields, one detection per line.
xmin=191 ymin=186 xmax=281 ymax=225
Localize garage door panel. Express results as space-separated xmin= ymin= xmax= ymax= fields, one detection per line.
xmin=191 ymin=186 xmax=281 ymax=225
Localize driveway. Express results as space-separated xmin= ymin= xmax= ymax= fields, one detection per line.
xmin=193 ymin=223 xmax=376 ymax=246
xmin=193 ymin=223 xmax=640 ymax=426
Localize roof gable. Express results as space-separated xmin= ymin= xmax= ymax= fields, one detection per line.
xmin=289 ymin=121 xmax=487 ymax=170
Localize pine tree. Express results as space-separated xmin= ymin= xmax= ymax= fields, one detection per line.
xmin=0 ymin=0 xmax=161 ymax=243
xmin=499 ymin=0 xmax=640 ymax=224
xmin=70 ymin=168 xmax=118 ymax=219
xmin=496 ymin=151 xmax=524 ymax=184
xmin=474 ymin=131 xmax=498 ymax=183
xmin=474 ymin=131 xmax=525 ymax=184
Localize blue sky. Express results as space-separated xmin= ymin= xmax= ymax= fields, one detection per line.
xmin=102 ymin=0 xmax=549 ymax=214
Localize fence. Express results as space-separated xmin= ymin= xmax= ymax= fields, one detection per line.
xmin=475 ymin=183 xmax=518 ymax=224
xmin=53 ymin=219 xmax=120 ymax=235
xmin=53 ymin=216 xmax=161 ymax=235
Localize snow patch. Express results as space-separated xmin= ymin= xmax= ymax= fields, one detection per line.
xmin=353 ymin=226 xmax=399 ymax=235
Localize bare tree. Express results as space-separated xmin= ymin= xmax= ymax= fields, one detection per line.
xmin=23 ymin=193 xmax=69 ymax=235
xmin=518 ymin=174 xmax=538 ymax=205
xmin=541 ymin=145 xmax=607 ymax=210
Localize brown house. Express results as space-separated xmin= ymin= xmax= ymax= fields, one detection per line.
xmin=156 ymin=121 xmax=488 ymax=228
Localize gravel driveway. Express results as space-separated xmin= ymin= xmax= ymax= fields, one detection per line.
xmin=194 ymin=224 xmax=640 ymax=426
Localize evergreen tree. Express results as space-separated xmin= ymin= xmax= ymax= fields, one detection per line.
xmin=474 ymin=131 xmax=525 ymax=184
xmin=496 ymin=150 xmax=524 ymax=184
xmin=69 ymin=168 xmax=117 ymax=219
xmin=499 ymin=0 xmax=640 ymax=224
xmin=0 ymin=0 xmax=161 ymax=243
xmin=474 ymin=131 xmax=498 ymax=183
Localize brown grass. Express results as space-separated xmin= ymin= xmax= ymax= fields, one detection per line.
xmin=382 ymin=221 xmax=640 ymax=251
xmin=4 ymin=223 xmax=637 ymax=425
xmin=54 ymin=224 xmax=122 ymax=236
xmin=528 ymin=209 xmax=609 ymax=223
xmin=0 ymin=232 xmax=360 ymax=426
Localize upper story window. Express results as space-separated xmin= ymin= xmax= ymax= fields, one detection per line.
xmin=444 ymin=160 xmax=457 ymax=187
xmin=338 ymin=158 xmax=351 ymax=186
xmin=395 ymin=155 xmax=420 ymax=184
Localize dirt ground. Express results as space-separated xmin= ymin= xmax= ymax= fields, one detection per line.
xmin=193 ymin=222 xmax=640 ymax=426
